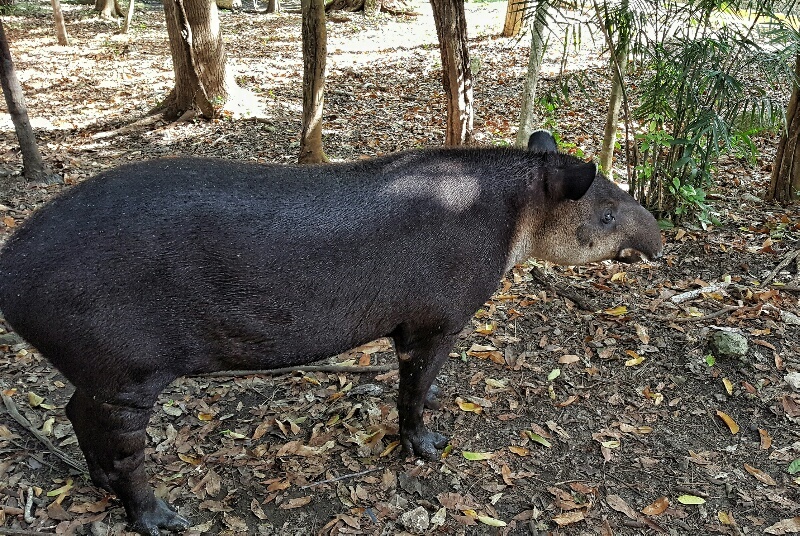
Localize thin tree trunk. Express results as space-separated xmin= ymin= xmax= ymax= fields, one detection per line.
xmin=515 ymin=2 xmax=547 ymax=148
xmin=430 ymin=0 xmax=473 ymax=146
xmin=767 ymin=53 xmax=800 ymax=204
xmin=599 ymin=42 xmax=627 ymax=178
xmin=95 ymin=0 xmax=124 ymax=18
xmin=121 ymin=0 xmax=135 ymax=33
xmin=162 ymin=0 xmax=230 ymax=119
xmin=0 ymin=20 xmax=50 ymax=183
xmin=299 ymin=0 xmax=328 ymax=163
xmin=502 ymin=0 xmax=528 ymax=37
xmin=266 ymin=0 xmax=279 ymax=12
xmin=51 ymin=0 xmax=70 ymax=45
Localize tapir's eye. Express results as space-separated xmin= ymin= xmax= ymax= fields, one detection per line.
xmin=602 ymin=209 xmax=615 ymax=224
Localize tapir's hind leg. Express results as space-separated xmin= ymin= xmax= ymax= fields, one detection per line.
xmin=395 ymin=331 xmax=456 ymax=459
xmin=65 ymin=389 xmax=189 ymax=536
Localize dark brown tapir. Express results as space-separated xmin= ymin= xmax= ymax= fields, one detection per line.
xmin=0 ymin=132 xmax=662 ymax=534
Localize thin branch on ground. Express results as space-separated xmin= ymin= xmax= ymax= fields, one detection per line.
xmin=200 ymin=364 xmax=396 ymax=378
xmin=762 ymin=249 xmax=800 ymax=287
xmin=299 ymin=467 xmax=383 ymax=489
xmin=529 ymin=266 xmax=599 ymax=311
xmin=1 ymin=394 xmax=87 ymax=472
xmin=0 ymin=528 xmax=57 ymax=536
xmin=657 ymin=305 xmax=741 ymax=322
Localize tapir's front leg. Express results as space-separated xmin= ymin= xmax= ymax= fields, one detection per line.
xmin=67 ymin=389 xmax=189 ymax=536
xmin=396 ymin=333 xmax=455 ymax=459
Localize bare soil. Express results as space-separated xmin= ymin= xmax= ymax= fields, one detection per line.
xmin=0 ymin=2 xmax=799 ymax=535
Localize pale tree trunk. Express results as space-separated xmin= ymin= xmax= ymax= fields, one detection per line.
xmin=121 ymin=0 xmax=135 ymax=33
xmin=594 ymin=0 xmax=631 ymax=180
xmin=266 ymin=0 xmax=279 ymax=12
xmin=598 ymin=43 xmax=627 ymax=178
xmin=51 ymin=0 xmax=70 ymax=45
xmin=95 ymin=0 xmax=124 ymax=18
xmin=0 ymin=20 xmax=51 ymax=183
xmin=299 ymin=0 xmax=328 ymax=163
xmin=430 ymin=0 xmax=473 ymax=146
xmin=767 ymin=53 xmax=800 ymax=203
xmin=502 ymin=0 xmax=529 ymax=38
xmin=515 ymin=1 xmax=547 ymax=148
xmin=162 ymin=0 xmax=231 ymax=119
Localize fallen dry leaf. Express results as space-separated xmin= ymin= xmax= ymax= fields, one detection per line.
xmin=606 ymin=494 xmax=638 ymax=520
xmin=765 ymin=517 xmax=800 ymax=535
xmin=744 ymin=463 xmax=777 ymax=486
xmin=552 ymin=510 xmax=585 ymax=526
xmin=642 ymin=496 xmax=669 ymax=516
xmin=279 ymin=496 xmax=312 ymax=510
xmin=716 ymin=410 xmax=740 ymax=434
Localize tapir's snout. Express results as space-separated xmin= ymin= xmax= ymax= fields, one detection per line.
xmin=616 ymin=234 xmax=663 ymax=263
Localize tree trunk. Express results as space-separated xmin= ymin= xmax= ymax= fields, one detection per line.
xmin=52 ymin=0 xmax=70 ymax=45
xmin=502 ymin=0 xmax=528 ymax=38
xmin=121 ymin=0 xmax=135 ymax=33
xmin=598 ymin=43 xmax=627 ymax=179
xmin=95 ymin=0 xmax=124 ymax=18
xmin=515 ymin=1 xmax=547 ymax=148
xmin=299 ymin=0 xmax=328 ymax=164
xmin=430 ymin=0 xmax=473 ymax=146
xmin=767 ymin=53 xmax=800 ymax=204
xmin=266 ymin=0 xmax=279 ymax=12
xmin=161 ymin=0 xmax=230 ymax=119
xmin=0 ymin=20 xmax=50 ymax=183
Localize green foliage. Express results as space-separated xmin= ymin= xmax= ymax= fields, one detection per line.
xmin=625 ymin=1 xmax=793 ymax=224
xmin=525 ymin=0 xmax=797 ymax=223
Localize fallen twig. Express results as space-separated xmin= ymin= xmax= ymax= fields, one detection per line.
xmin=773 ymin=284 xmax=800 ymax=293
xmin=0 ymin=528 xmax=57 ymax=535
xmin=200 ymin=364 xmax=396 ymax=378
xmin=762 ymin=249 xmax=800 ymax=287
xmin=299 ymin=467 xmax=383 ymax=489
xmin=1 ymin=394 xmax=87 ymax=472
xmin=670 ymin=283 xmax=729 ymax=304
xmin=658 ymin=305 xmax=741 ymax=323
xmin=528 ymin=266 xmax=599 ymax=311
xmin=23 ymin=487 xmax=34 ymax=524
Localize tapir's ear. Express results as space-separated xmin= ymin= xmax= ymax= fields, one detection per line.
xmin=527 ymin=130 xmax=558 ymax=153
xmin=546 ymin=162 xmax=597 ymax=201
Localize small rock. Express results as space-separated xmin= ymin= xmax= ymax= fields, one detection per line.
xmin=399 ymin=506 xmax=430 ymax=534
xmin=781 ymin=310 xmax=800 ymax=326
xmin=711 ymin=330 xmax=748 ymax=357
xmin=785 ymin=372 xmax=800 ymax=392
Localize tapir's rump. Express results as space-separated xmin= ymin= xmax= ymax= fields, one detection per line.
xmin=0 ymin=133 xmax=661 ymax=534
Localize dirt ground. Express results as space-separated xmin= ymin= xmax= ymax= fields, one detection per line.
xmin=0 ymin=1 xmax=799 ymax=535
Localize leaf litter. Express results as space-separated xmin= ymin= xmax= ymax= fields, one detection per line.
xmin=0 ymin=0 xmax=799 ymax=534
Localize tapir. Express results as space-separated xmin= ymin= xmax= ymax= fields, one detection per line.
xmin=0 ymin=132 xmax=662 ymax=534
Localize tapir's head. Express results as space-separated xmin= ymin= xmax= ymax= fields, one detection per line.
xmin=518 ymin=130 xmax=663 ymax=266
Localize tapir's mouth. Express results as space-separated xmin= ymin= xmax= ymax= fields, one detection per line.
xmin=616 ymin=247 xmax=661 ymax=263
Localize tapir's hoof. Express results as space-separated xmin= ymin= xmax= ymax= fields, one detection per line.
xmin=424 ymin=383 xmax=442 ymax=410
xmin=129 ymin=498 xmax=190 ymax=535
xmin=402 ymin=428 xmax=449 ymax=460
